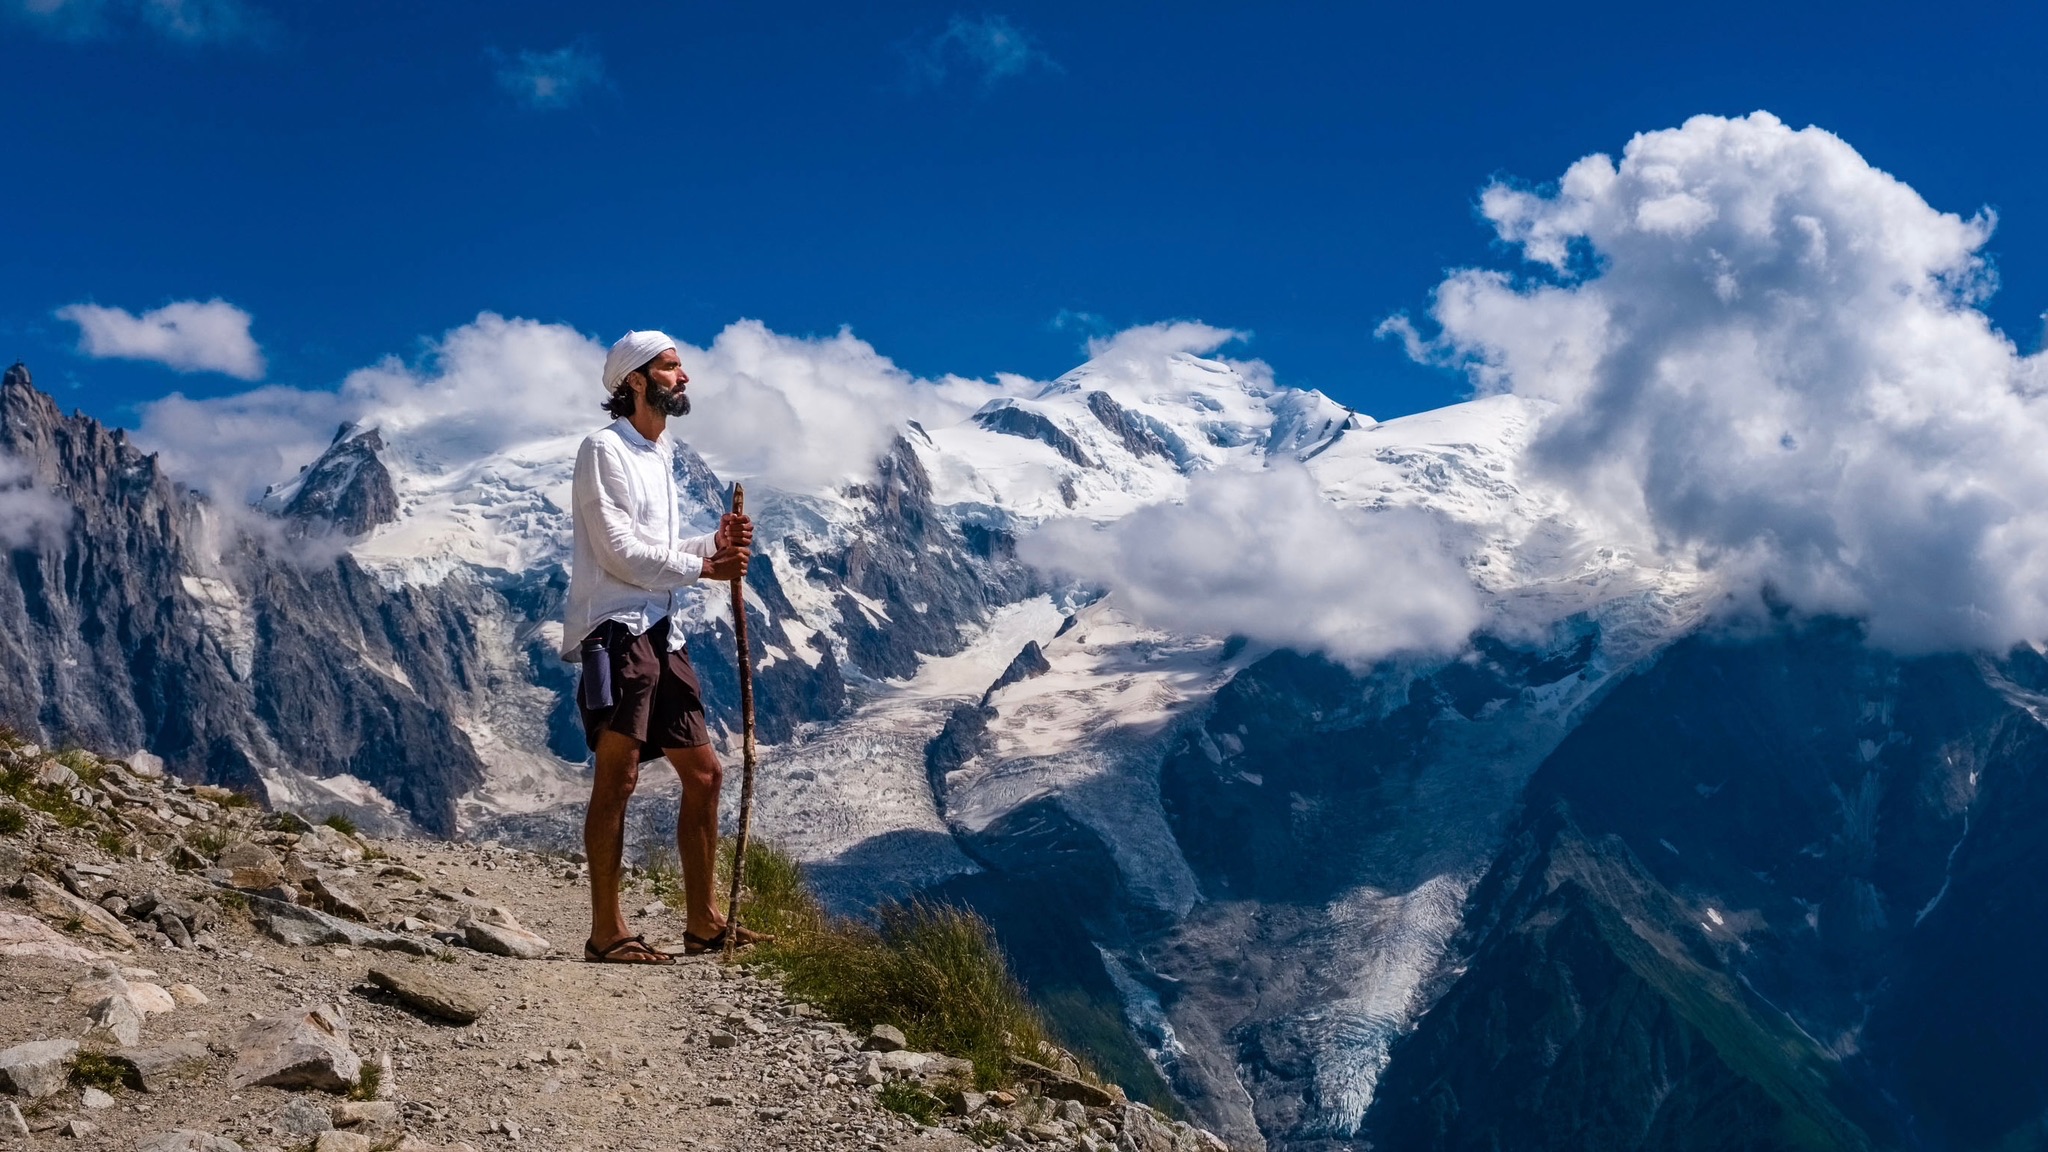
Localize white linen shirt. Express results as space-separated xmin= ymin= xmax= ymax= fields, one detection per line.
xmin=560 ymin=418 xmax=719 ymax=661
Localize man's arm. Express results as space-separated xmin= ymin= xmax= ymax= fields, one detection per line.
xmin=576 ymin=438 xmax=705 ymax=589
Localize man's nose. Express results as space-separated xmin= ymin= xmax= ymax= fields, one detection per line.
xmin=677 ymin=370 xmax=690 ymax=385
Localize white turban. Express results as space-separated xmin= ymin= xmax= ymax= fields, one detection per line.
xmin=601 ymin=330 xmax=678 ymax=394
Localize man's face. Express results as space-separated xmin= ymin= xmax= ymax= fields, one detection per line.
xmin=635 ymin=348 xmax=690 ymax=416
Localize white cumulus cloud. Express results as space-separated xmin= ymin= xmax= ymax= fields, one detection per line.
xmin=680 ymin=320 xmax=1031 ymax=491
xmin=1396 ymin=110 xmax=2048 ymax=652
xmin=132 ymin=313 xmax=1031 ymax=502
xmin=491 ymin=40 xmax=606 ymax=110
xmin=59 ymin=298 xmax=265 ymax=380
xmin=0 ymin=451 xmax=73 ymax=547
xmin=1021 ymin=466 xmax=1483 ymax=666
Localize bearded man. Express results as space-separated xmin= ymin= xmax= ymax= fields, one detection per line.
xmin=564 ymin=330 xmax=763 ymax=963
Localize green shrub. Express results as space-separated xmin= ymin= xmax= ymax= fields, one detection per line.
xmin=0 ymin=805 xmax=25 ymax=836
xmin=348 ymin=1061 xmax=383 ymax=1101
xmin=877 ymin=1081 xmax=946 ymax=1126
xmin=54 ymin=748 xmax=103 ymax=787
xmin=0 ymin=759 xmax=94 ymax=828
xmin=70 ymin=1051 xmax=127 ymax=1091
xmin=730 ymin=839 xmax=1063 ymax=1090
xmin=218 ymin=790 xmax=257 ymax=809
xmin=95 ymin=830 xmax=127 ymax=857
xmin=184 ymin=825 xmax=231 ymax=859
xmin=320 ymin=813 xmax=358 ymax=836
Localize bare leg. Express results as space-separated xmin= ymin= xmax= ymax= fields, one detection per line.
xmin=585 ymin=730 xmax=644 ymax=949
xmin=665 ymin=742 xmax=725 ymax=939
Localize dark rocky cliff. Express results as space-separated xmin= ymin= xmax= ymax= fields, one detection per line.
xmin=1362 ymin=619 xmax=2048 ymax=1152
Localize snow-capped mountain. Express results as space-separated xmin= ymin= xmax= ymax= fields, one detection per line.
xmin=5 ymin=341 xmax=2041 ymax=1151
xmin=249 ymin=342 xmax=1717 ymax=1145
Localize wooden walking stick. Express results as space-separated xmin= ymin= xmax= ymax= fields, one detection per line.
xmin=723 ymin=483 xmax=757 ymax=961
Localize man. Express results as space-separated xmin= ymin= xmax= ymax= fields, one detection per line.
xmin=565 ymin=329 xmax=762 ymax=963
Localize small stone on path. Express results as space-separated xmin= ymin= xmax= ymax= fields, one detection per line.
xmin=460 ymin=920 xmax=549 ymax=960
xmin=366 ymin=964 xmax=487 ymax=1024
xmin=865 ymin=1024 xmax=906 ymax=1052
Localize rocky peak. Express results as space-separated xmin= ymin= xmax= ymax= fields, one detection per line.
xmin=274 ymin=425 xmax=399 ymax=538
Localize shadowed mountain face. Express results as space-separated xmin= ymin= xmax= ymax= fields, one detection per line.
xmin=1362 ymin=621 xmax=2048 ymax=1152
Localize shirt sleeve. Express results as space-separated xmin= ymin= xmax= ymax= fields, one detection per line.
xmin=677 ymin=532 xmax=720 ymax=559
xmin=575 ymin=438 xmax=706 ymax=589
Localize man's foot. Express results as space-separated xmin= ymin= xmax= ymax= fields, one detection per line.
xmin=584 ymin=933 xmax=675 ymax=965
xmin=682 ymin=924 xmax=774 ymax=955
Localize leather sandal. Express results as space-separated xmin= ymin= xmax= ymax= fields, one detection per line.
xmin=583 ymin=933 xmax=675 ymax=965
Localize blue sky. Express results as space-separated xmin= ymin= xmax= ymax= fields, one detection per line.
xmin=3 ymin=0 xmax=2045 ymax=427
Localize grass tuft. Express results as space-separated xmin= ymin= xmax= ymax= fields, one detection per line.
xmin=70 ymin=1051 xmax=126 ymax=1091
xmin=723 ymin=838 xmax=1067 ymax=1091
xmin=0 ymin=760 xmax=95 ymax=828
xmin=95 ymin=830 xmax=127 ymax=857
xmin=320 ymin=813 xmax=358 ymax=836
xmin=878 ymin=1081 xmax=947 ymax=1126
xmin=0 ymin=804 xmax=25 ymax=836
xmin=54 ymin=748 xmax=103 ymax=787
xmin=183 ymin=824 xmax=231 ymax=860
xmin=349 ymin=1061 xmax=383 ymax=1101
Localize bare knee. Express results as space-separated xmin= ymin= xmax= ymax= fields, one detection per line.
xmin=669 ymin=746 xmax=723 ymax=795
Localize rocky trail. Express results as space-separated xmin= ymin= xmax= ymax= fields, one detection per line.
xmin=0 ymin=741 xmax=1228 ymax=1152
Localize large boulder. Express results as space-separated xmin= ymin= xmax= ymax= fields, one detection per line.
xmin=0 ymin=1038 xmax=78 ymax=1098
xmin=226 ymin=1005 xmax=361 ymax=1093
xmin=0 ymin=909 xmax=103 ymax=963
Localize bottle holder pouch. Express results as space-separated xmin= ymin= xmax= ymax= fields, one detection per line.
xmin=579 ymin=629 xmax=614 ymax=710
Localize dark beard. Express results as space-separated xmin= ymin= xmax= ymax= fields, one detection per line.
xmin=645 ymin=380 xmax=691 ymax=417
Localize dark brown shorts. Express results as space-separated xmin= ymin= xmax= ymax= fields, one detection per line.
xmin=578 ymin=618 xmax=711 ymax=761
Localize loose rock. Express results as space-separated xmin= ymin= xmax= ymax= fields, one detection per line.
xmin=111 ymin=1041 xmax=211 ymax=1092
xmin=866 ymin=1024 xmax=907 ymax=1052
xmin=0 ymin=909 xmax=103 ymax=963
xmin=367 ymin=964 xmax=487 ymax=1024
xmin=88 ymin=990 xmax=147 ymax=1047
xmin=274 ymin=1094 xmax=333 ymax=1138
xmin=11 ymin=873 xmax=136 ymax=948
xmin=460 ymin=919 xmax=549 ymax=959
xmin=226 ymin=1004 xmax=362 ymax=1093
xmin=0 ymin=1038 xmax=78 ymax=1098
xmin=878 ymin=1050 xmax=930 ymax=1076
xmin=217 ymin=843 xmax=284 ymax=890
xmin=250 ymin=895 xmax=443 ymax=957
